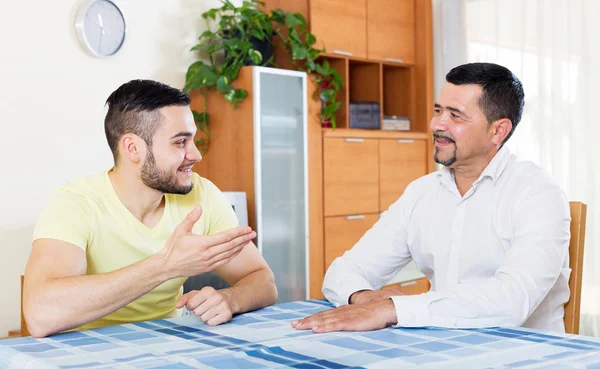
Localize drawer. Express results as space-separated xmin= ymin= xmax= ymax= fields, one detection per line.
xmin=379 ymin=138 xmax=427 ymax=211
xmin=324 ymin=213 xmax=379 ymax=269
xmin=324 ymin=137 xmax=379 ymax=216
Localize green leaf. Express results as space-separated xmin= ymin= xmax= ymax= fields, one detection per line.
xmin=307 ymin=59 xmax=316 ymax=71
xmin=249 ymin=49 xmax=263 ymax=64
xmin=330 ymin=69 xmax=343 ymax=86
xmin=202 ymin=9 xmax=218 ymax=20
xmin=216 ymin=76 xmax=233 ymax=93
xmin=270 ymin=9 xmax=285 ymax=23
xmin=190 ymin=43 xmax=207 ymax=52
xmin=306 ymin=33 xmax=317 ymax=47
xmin=285 ymin=12 xmax=302 ymax=26
xmin=198 ymin=30 xmax=215 ymax=40
xmin=192 ymin=110 xmax=209 ymax=125
xmin=320 ymin=88 xmax=335 ymax=102
xmin=322 ymin=100 xmax=341 ymax=117
xmin=289 ymin=28 xmax=301 ymax=43
xmin=184 ymin=61 xmax=219 ymax=92
xmin=224 ymin=88 xmax=248 ymax=106
xmin=292 ymin=12 xmax=307 ymax=26
xmin=291 ymin=42 xmax=308 ymax=60
xmin=251 ymin=28 xmax=265 ymax=40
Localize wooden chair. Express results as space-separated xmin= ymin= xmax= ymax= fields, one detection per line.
xmin=20 ymin=275 xmax=30 ymax=337
xmin=565 ymin=201 xmax=587 ymax=334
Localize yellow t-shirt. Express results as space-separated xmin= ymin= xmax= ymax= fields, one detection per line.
xmin=32 ymin=171 xmax=238 ymax=330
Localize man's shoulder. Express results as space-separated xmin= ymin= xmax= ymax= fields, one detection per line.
xmin=504 ymin=157 xmax=563 ymax=193
xmin=50 ymin=171 xmax=110 ymax=206
xmin=403 ymin=171 xmax=442 ymax=197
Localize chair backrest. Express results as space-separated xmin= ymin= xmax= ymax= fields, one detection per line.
xmin=564 ymin=202 xmax=587 ymax=334
xmin=20 ymin=275 xmax=30 ymax=336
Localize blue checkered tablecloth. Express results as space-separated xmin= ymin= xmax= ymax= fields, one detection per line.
xmin=2 ymin=299 xmax=600 ymax=368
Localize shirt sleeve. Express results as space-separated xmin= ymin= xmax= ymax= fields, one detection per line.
xmin=32 ymin=190 xmax=93 ymax=251
xmin=391 ymin=181 xmax=571 ymax=328
xmin=202 ymin=179 xmax=240 ymax=235
xmin=322 ymin=186 xmax=414 ymax=307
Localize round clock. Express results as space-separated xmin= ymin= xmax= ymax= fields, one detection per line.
xmin=75 ymin=0 xmax=126 ymax=57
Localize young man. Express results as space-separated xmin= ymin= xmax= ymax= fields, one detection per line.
xmin=24 ymin=80 xmax=277 ymax=338
xmin=293 ymin=62 xmax=571 ymax=333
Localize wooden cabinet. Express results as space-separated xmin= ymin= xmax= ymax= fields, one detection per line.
xmin=310 ymin=0 xmax=367 ymax=58
xmin=379 ymin=138 xmax=427 ymax=211
xmin=367 ymin=0 xmax=415 ymax=63
xmin=324 ymin=137 xmax=379 ymax=217
xmin=324 ymin=214 xmax=379 ymax=269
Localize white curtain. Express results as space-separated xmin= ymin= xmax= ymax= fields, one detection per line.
xmin=433 ymin=0 xmax=600 ymax=336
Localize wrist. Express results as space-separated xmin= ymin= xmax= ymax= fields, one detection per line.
xmin=349 ymin=289 xmax=370 ymax=304
xmin=220 ymin=288 xmax=240 ymax=314
xmin=147 ymin=251 xmax=175 ymax=281
xmin=381 ymin=298 xmax=398 ymax=326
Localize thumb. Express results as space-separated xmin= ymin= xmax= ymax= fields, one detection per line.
xmin=178 ymin=205 xmax=203 ymax=233
xmin=176 ymin=291 xmax=193 ymax=309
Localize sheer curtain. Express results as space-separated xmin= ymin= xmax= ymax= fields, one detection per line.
xmin=433 ymin=0 xmax=600 ymax=336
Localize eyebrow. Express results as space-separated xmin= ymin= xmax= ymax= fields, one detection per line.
xmin=170 ymin=131 xmax=194 ymax=139
xmin=434 ymin=103 xmax=467 ymax=117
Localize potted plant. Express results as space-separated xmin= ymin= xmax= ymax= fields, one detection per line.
xmin=183 ymin=0 xmax=343 ymax=154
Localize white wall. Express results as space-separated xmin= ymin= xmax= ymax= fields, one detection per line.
xmin=0 ymin=0 xmax=231 ymax=336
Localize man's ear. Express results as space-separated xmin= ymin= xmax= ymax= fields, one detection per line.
xmin=490 ymin=118 xmax=512 ymax=146
xmin=120 ymin=133 xmax=145 ymax=164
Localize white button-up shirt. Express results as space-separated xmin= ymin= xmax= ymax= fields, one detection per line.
xmin=322 ymin=146 xmax=571 ymax=332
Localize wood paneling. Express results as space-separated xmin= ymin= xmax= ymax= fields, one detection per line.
xmin=323 ymin=138 xmax=379 ymax=216
xmin=324 ymin=214 xmax=379 ymax=269
xmin=382 ymin=66 xmax=415 ymax=127
xmin=310 ymin=0 xmax=367 ymax=58
xmin=367 ymin=0 xmax=415 ymax=64
xmin=349 ymin=61 xmax=381 ymax=104
xmin=379 ymin=139 xmax=427 ymax=211
xmin=565 ymin=202 xmax=587 ymax=334
xmin=323 ymin=128 xmax=427 ymax=140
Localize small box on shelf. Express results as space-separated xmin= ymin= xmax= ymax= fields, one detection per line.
xmin=349 ymin=101 xmax=381 ymax=129
xmin=382 ymin=115 xmax=410 ymax=131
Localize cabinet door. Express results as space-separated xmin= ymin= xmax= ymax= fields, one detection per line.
xmin=379 ymin=138 xmax=427 ymax=211
xmin=324 ymin=137 xmax=379 ymax=217
xmin=324 ymin=214 xmax=379 ymax=269
xmin=367 ymin=0 xmax=415 ymax=64
xmin=310 ymin=0 xmax=367 ymax=58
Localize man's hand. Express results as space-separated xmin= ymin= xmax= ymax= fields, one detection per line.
xmin=349 ymin=287 xmax=406 ymax=305
xmin=159 ymin=206 xmax=256 ymax=278
xmin=177 ymin=286 xmax=235 ymax=326
xmin=291 ymin=299 xmax=398 ymax=333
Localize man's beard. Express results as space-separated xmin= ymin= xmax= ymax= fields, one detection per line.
xmin=141 ymin=150 xmax=193 ymax=195
xmin=434 ymin=146 xmax=457 ymax=167
xmin=433 ymin=132 xmax=457 ymax=167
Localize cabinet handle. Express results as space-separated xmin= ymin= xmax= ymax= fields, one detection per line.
xmin=346 ymin=215 xmax=366 ymax=220
xmin=396 ymin=139 xmax=414 ymax=143
xmin=400 ymin=280 xmax=417 ymax=287
xmin=344 ymin=138 xmax=365 ymax=143
xmin=332 ymin=50 xmax=352 ymax=56
xmin=385 ymin=57 xmax=404 ymax=63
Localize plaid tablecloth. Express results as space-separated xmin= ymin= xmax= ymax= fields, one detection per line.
xmin=2 ymin=299 xmax=600 ymax=368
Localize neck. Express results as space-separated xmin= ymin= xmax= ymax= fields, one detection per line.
xmin=452 ymin=148 xmax=499 ymax=196
xmin=108 ymin=165 xmax=165 ymax=225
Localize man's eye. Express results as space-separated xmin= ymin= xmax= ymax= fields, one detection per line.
xmin=175 ymin=140 xmax=185 ymax=146
xmin=451 ymin=113 xmax=460 ymax=119
xmin=434 ymin=108 xmax=441 ymax=114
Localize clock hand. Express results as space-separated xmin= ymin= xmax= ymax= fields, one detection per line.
xmin=97 ymin=13 xmax=105 ymax=53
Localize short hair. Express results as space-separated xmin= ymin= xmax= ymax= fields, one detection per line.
xmin=446 ymin=62 xmax=525 ymax=144
xmin=104 ymin=79 xmax=190 ymax=163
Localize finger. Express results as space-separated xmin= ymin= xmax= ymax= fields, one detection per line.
xmin=208 ymin=240 xmax=250 ymax=265
xmin=177 ymin=206 xmax=203 ymax=233
xmin=192 ymin=291 xmax=222 ymax=317
xmin=313 ymin=321 xmax=344 ymax=333
xmin=186 ymin=286 xmax=216 ymax=311
xmin=207 ymin=312 xmax=231 ymax=326
xmin=176 ymin=291 xmax=194 ymax=309
xmin=208 ymin=226 xmax=255 ymax=245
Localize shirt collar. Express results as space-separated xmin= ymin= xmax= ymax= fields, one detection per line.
xmin=436 ymin=145 xmax=513 ymax=186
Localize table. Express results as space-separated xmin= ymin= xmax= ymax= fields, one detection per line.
xmin=2 ymin=300 xmax=600 ymax=368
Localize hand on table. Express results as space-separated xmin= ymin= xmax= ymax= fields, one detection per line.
xmin=177 ymin=286 xmax=235 ymax=326
xmin=291 ymin=298 xmax=398 ymax=333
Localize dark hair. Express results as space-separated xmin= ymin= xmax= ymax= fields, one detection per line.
xmin=446 ymin=62 xmax=525 ymax=144
xmin=104 ymin=79 xmax=190 ymax=163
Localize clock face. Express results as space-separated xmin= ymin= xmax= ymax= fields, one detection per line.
xmin=76 ymin=0 xmax=126 ymax=57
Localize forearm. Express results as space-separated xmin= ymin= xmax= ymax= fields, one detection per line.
xmin=24 ymin=254 xmax=169 ymax=337
xmin=221 ymin=267 xmax=277 ymax=315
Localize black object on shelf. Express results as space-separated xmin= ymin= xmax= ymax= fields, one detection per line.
xmin=349 ymin=101 xmax=381 ymax=129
